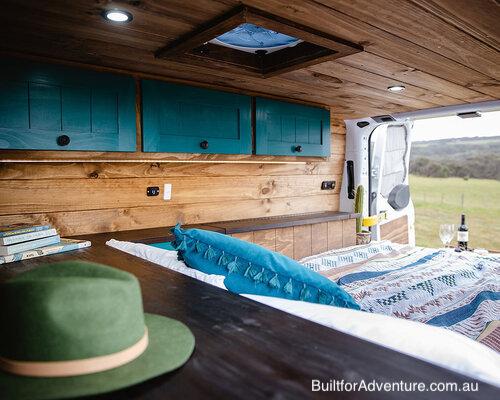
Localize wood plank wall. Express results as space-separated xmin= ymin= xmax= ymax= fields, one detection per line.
xmin=0 ymin=117 xmax=346 ymax=236
xmin=231 ymin=220 xmax=356 ymax=260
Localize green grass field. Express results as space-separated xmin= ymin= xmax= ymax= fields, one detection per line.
xmin=409 ymin=175 xmax=500 ymax=250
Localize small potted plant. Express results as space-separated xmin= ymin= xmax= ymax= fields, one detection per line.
xmin=355 ymin=185 xmax=371 ymax=245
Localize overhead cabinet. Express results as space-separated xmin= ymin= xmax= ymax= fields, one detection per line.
xmin=255 ymin=98 xmax=330 ymax=157
xmin=142 ymin=80 xmax=252 ymax=154
xmin=0 ymin=57 xmax=136 ymax=151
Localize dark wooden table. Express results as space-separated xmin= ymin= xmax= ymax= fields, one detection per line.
xmin=0 ymin=229 xmax=498 ymax=399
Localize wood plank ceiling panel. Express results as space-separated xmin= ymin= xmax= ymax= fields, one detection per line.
xmin=0 ymin=0 xmax=498 ymax=119
xmin=412 ymin=0 xmax=500 ymax=51
xmin=244 ymin=0 xmax=499 ymax=97
xmin=299 ymin=66 xmax=459 ymax=108
xmin=337 ymin=52 xmax=494 ymax=104
xmin=313 ymin=0 xmax=500 ymax=80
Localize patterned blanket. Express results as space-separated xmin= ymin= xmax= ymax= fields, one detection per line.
xmin=301 ymin=242 xmax=500 ymax=352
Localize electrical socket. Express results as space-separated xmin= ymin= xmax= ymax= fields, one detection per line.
xmin=163 ymin=184 xmax=172 ymax=200
xmin=321 ymin=181 xmax=336 ymax=190
xmin=146 ymin=186 xmax=160 ymax=196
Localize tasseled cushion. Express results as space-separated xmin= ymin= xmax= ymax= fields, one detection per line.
xmin=172 ymin=222 xmax=359 ymax=309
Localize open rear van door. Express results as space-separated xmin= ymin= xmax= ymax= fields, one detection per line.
xmin=340 ymin=120 xmax=415 ymax=246
xmin=368 ymin=123 xmax=414 ymax=245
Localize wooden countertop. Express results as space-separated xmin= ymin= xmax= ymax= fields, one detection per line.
xmin=0 ymin=228 xmax=497 ymax=399
xmin=204 ymin=211 xmax=360 ymax=234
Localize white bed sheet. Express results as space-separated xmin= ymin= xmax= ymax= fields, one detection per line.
xmin=106 ymin=239 xmax=500 ymax=387
xmin=106 ymin=239 xmax=226 ymax=289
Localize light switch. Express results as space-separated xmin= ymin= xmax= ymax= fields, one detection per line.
xmin=163 ymin=184 xmax=172 ymax=200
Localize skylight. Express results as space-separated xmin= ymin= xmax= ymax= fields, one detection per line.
xmin=210 ymin=23 xmax=302 ymax=54
xmin=155 ymin=5 xmax=363 ymax=78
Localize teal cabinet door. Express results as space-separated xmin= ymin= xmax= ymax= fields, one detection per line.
xmin=142 ymin=80 xmax=251 ymax=154
xmin=255 ymin=98 xmax=331 ymax=157
xmin=0 ymin=57 xmax=136 ymax=151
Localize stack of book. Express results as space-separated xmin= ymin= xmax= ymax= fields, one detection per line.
xmin=0 ymin=224 xmax=91 ymax=264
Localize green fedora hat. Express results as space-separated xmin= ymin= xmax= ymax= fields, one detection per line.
xmin=0 ymin=260 xmax=195 ymax=399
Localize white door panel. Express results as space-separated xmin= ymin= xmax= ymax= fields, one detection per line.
xmin=340 ymin=120 xmax=415 ymax=245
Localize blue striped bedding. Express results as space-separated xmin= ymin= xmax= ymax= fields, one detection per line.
xmin=300 ymin=242 xmax=500 ymax=351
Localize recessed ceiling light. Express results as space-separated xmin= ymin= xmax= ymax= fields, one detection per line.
xmin=387 ymin=85 xmax=406 ymax=92
xmin=103 ymin=9 xmax=133 ymax=23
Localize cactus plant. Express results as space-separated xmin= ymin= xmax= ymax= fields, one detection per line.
xmin=354 ymin=185 xmax=364 ymax=233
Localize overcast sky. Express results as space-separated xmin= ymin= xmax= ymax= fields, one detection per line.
xmin=411 ymin=110 xmax=500 ymax=142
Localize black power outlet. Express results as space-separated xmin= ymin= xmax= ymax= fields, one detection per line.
xmin=321 ymin=181 xmax=336 ymax=190
xmin=147 ymin=186 xmax=160 ymax=196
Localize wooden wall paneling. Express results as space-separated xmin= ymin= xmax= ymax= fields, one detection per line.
xmin=253 ymin=229 xmax=276 ymax=252
xmin=0 ymin=161 xmax=344 ymax=180
xmin=331 ymin=134 xmax=346 ymax=156
xmin=275 ymin=226 xmax=294 ymax=259
xmin=293 ymin=224 xmax=312 ymax=260
xmin=0 ymin=195 xmax=340 ymax=237
xmin=226 ymin=220 xmax=352 ymax=260
xmin=0 ymin=149 xmax=330 ymax=163
xmin=331 ymin=117 xmax=346 ymax=134
xmin=230 ymin=232 xmax=254 ymax=243
xmin=327 ymin=221 xmax=344 ymax=250
xmin=311 ymin=222 xmax=328 ymax=255
xmin=380 ymin=215 xmax=409 ymax=244
xmin=0 ymin=175 xmax=339 ymax=214
xmin=342 ymin=219 xmax=356 ymax=247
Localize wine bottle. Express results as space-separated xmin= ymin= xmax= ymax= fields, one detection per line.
xmin=457 ymin=213 xmax=468 ymax=250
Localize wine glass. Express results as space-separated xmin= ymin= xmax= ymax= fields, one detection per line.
xmin=439 ymin=224 xmax=448 ymax=248
xmin=445 ymin=224 xmax=455 ymax=248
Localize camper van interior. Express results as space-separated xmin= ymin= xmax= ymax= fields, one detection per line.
xmin=0 ymin=1 xmax=499 ymax=399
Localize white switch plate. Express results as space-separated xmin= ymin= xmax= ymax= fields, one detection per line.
xmin=163 ymin=184 xmax=172 ymax=200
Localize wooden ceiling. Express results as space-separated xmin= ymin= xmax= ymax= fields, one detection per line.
xmin=0 ymin=0 xmax=499 ymax=119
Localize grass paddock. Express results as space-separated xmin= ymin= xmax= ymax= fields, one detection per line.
xmin=409 ymin=175 xmax=500 ymax=250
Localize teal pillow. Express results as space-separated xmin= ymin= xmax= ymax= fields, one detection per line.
xmin=172 ymin=223 xmax=359 ymax=309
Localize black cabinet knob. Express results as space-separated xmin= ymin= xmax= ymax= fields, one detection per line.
xmin=295 ymin=145 xmax=302 ymax=153
xmin=200 ymin=140 xmax=209 ymax=150
xmin=57 ymin=135 xmax=70 ymax=146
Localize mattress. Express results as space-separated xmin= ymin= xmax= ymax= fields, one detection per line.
xmin=106 ymin=238 xmax=500 ymax=387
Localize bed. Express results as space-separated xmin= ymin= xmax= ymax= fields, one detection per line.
xmin=301 ymin=241 xmax=500 ymax=351
xmin=106 ymin=237 xmax=500 ymax=387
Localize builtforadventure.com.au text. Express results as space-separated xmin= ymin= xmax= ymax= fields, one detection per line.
xmin=312 ymin=379 xmax=479 ymax=393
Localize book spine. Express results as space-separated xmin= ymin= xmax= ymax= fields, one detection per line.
xmin=0 ymin=225 xmax=51 ymax=238
xmin=0 ymin=229 xmax=58 ymax=245
xmin=0 ymin=240 xmax=91 ymax=264
xmin=0 ymin=236 xmax=60 ymax=256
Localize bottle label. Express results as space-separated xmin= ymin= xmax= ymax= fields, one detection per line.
xmin=457 ymin=231 xmax=468 ymax=242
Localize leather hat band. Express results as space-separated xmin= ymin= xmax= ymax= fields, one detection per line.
xmin=0 ymin=327 xmax=149 ymax=377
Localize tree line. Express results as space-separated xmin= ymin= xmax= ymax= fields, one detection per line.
xmin=410 ymin=154 xmax=499 ymax=180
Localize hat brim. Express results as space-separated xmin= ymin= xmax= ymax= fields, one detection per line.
xmin=0 ymin=313 xmax=195 ymax=400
